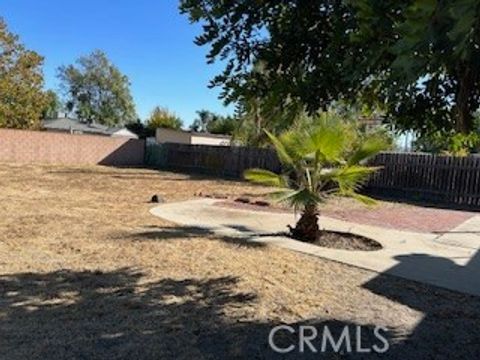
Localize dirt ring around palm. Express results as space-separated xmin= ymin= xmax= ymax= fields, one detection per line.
xmin=304 ymin=230 xmax=382 ymax=251
xmin=214 ymin=200 xmax=382 ymax=251
xmin=264 ymin=230 xmax=382 ymax=251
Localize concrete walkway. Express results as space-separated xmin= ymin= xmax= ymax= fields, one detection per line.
xmin=150 ymin=199 xmax=480 ymax=297
xmin=434 ymin=215 xmax=480 ymax=249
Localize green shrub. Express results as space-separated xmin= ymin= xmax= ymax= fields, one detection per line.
xmin=415 ymin=131 xmax=480 ymax=156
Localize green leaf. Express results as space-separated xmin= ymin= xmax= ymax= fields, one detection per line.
xmin=331 ymin=165 xmax=380 ymax=194
xmin=244 ymin=168 xmax=288 ymax=187
xmin=280 ymin=188 xmax=322 ymax=208
xmin=264 ymin=130 xmax=295 ymax=167
xmin=349 ymin=192 xmax=377 ymax=206
xmin=348 ymin=136 xmax=389 ymax=165
xmin=303 ymin=115 xmax=346 ymax=164
xmin=244 ymin=117 xmax=383 ymax=214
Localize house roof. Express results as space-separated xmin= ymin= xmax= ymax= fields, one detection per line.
xmin=42 ymin=118 xmax=138 ymax=138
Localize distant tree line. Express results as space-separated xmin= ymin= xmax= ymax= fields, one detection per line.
xmin=0 ymin=14 xmax=391 ymax=147
xmin=0 ymin=17 xmax=235 ymax=137
xmin=189 ymin=110 xmax=236 ymax=135
xmin=6 ymin=0 xmax=480 ymax=154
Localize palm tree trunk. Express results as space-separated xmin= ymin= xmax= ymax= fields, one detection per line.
xmin=289 ymin=204 xmax=319 ymax=242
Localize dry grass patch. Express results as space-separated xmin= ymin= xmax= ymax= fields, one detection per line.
xmin=0 ymin=163 xmax=479 ymax=359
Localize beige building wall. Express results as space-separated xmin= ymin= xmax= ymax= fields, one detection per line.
xmin=190 ymin=134 xmax=230 ymax=146
xmin=156 ymin=128 xmax=231 ymax=146
xmin=156 ymin=128 xmax=192 ymax=144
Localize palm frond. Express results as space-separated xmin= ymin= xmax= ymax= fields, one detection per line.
xmin=286 ymin=188 xmax=322 ymax=207
xmin=304 ymin=118 xmax=346 ymax=163
xmin=245 ymin=116 xmax=384 ymax=215
xmin=264 ymin=130 xmax=295 ymax=166
xmin=268 ymin=188 xmax=322 ymax=207
xmin=244 ymin=168 xmax=288 ymax=187
xmin=330 ymin=165 xmax=380 ymax=194
xmin=348 ymin=136 xmax=389 ymax=166
xmin=269 ymin=189 xmax=301 ymax=202
xmin=348 ymin=192 xmax=377 ymax=206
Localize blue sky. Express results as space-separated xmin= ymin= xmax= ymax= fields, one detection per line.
xmin=0 ymin=0 xmax=232 ymax=126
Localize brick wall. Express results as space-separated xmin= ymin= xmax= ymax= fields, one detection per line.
xmin=0 ymin=129 xmax=145 ymax=166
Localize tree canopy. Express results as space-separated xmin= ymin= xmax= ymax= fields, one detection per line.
xmin=0 ymin=18 xmax=47 ymax=129
xmin=180 ymin=0 xmax=480 ymax=135
xmin=190 ymin=109 xmax=236 ymax=135
xmin=58 ymin=50 xmax=136 ymax=126
xmin=42 ymin=90 xmax=62 ymax=119
xmin=125 ymin=119 xmax=154 ymax=139
xmin=147 ymin=106 xmax=183 ymax=130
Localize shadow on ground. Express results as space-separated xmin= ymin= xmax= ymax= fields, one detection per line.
xmin=1 ymin=268 xmax=393 ymax=359
xmin=362 ymin=250 xmax=480 ymax=358
xmin=48 ymin=168 xmax=240 ymax=183
xmin=129 ymin=225 xmax=267 ymax=248
xmin=1 ymin=261 xmax=479 ymax=358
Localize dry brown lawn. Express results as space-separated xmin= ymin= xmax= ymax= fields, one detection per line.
xmin=0 ymin=163 xmax=479 ymax=359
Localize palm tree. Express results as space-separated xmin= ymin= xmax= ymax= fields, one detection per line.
xmin=244 ymin=114 xmax=388 ymax=242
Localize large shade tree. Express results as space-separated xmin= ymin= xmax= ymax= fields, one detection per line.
xmin=180 ymin=0 xmax=480 ymax=135
xmin=58 ymin=50 xmax=136 ymax=126
xmin=0 ymin=18 xmax=47 ymax=129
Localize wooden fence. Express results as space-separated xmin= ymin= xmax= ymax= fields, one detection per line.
xmin=364 ymin=152 xmax=480 ymax=208
xmin=146 ymin=143 xmax=480 ymax=209
xmin=146 ymin=143 xmax=281 ymax=178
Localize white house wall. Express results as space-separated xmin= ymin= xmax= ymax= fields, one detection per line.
xmin=190 ymin=135 xmax=230 ymax=146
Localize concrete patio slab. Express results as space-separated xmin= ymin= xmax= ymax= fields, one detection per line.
xmin=150 ymin=199 xmax=480 ymax=297
xmin=434 ymin=215 xmax=480 ymax=250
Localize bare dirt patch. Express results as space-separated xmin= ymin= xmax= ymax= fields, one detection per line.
xmin=0 ymin=164 xmax=479 ymax=359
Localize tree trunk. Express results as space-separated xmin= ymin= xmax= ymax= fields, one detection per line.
xmin=289 ymin=204 xmax=319 ymax=242
xmin=455 ymin=65 xmax=474 ymax=134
